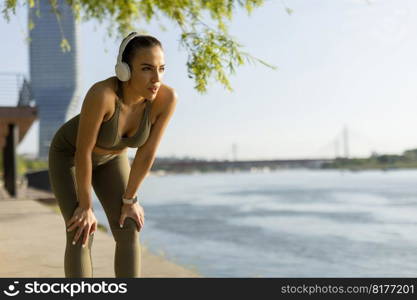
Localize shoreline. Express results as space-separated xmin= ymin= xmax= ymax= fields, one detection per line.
xmin=0 ymin=186 xmax=201 ymax=278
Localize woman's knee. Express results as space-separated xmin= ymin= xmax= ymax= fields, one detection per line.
xmin=66 ymin=229 xmax=95 ymax=249
xmin=112 ymin=217 xmax=139 ymax=244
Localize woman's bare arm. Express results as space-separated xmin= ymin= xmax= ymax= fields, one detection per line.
xmin=74 ymin=82 xmax=111 ymax=209
xmin=123 ymin=85 xmax=178 ymax=199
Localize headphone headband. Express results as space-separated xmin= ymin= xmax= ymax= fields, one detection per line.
xmin=116 ymin=32 xmax=140 ymax=64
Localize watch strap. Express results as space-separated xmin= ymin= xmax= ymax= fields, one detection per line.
xmin=122 ymin=195 xmax=138 ymax=204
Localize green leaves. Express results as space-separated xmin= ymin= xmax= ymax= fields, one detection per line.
xmin=181 ymin=30 xmax=246 ymax=92
xmin=60 ymin=38 xmax=71 ymax=52
xmin=285 ymin=7 xmax=293 ymax=15
xmin=2 ymin=0 xmax=18 ymax=21
xmin=2 ymin=0 xmax=277 ymax=93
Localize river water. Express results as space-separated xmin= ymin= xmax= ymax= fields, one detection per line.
xmin=93 ymin=169 xmax=417 ymax=277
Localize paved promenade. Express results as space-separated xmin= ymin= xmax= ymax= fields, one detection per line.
xmin=0 ymin=186 xmax=200 ymax=278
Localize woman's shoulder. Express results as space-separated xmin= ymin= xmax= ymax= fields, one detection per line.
xmin=83 ymin=77 xmax=118 ymax=108
xmin=153 ymin=83 xmax=178 ymax=111
xmin=157 ymin=83 xmax=178 ymax=101
xmin=89 ymin=76 xmax=118 ymax=99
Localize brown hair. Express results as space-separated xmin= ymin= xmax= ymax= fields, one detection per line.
xmin=122 ymin=35 xmax=163 ymax=70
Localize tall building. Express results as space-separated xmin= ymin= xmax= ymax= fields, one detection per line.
xmin=29 ymin=0 xmax=81 ymax=159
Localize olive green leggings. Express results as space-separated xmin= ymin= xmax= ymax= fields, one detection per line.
xmin=48 ymin=136 xmax=141 ymax=278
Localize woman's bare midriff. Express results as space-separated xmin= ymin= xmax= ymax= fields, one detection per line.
xmin=92 ymin=145 xmax=127 ymax=156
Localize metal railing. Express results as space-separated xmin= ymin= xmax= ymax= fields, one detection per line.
xmin=0 ymin=72 xmax=35 ymax=107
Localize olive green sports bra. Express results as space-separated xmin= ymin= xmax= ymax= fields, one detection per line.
xmin=61 ymin=80 xmax=153 ymax=151
xmin=94 ymin=96 xmax=152 ymax=150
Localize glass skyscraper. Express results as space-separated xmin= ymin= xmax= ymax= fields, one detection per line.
xmin=29 ymin=0 xmax=81 ymax=159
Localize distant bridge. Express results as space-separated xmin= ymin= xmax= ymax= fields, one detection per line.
xmin=152 ymin=158 xmax=335 ymax=173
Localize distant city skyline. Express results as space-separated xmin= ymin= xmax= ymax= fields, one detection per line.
xmin=1 ymin=0 xmax=417 ymax=160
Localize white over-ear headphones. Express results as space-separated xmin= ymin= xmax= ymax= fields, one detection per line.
xmin=115 ymin=32 xmax=140 ymax=81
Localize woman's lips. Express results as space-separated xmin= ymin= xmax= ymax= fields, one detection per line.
xmin=148 ymin=87 xmax=158 ymax=93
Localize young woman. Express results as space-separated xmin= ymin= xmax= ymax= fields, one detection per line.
xmin=48 ymin=33 xmax=177 ymax=278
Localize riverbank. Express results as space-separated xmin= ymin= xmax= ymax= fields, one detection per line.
xmin=0 ymin=186 xmax=200 ymax=278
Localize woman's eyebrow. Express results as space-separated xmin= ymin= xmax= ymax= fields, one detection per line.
xmin=140 ymin=63 xmax=166 ymax=67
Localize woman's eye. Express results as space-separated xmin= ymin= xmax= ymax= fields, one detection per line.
xmin=141 ymin=66 xmax=165 ymax=72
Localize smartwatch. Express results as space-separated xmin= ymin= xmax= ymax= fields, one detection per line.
xmin=122 ymin=195 xmax=138 ymax=205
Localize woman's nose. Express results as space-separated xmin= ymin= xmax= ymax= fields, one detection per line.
xmin=152 ymin=70 xmax=162 ymax=83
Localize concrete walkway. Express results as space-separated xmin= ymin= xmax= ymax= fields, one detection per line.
xmin=0 ymin=187 xmax=200 ymax=278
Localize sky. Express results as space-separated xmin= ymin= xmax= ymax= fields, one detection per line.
xmin=1 ymin=0 xmax=417 ymax=160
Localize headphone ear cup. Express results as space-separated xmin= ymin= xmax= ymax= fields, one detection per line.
xmin=115 ymin=62 xmax=131 ymax=81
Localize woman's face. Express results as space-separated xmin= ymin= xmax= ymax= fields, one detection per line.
xmin=129 ymin=46 xmax=165 ymax=100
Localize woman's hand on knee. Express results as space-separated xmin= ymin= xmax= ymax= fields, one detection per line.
xmin=66 ymin=206 xmax=98 ymax=248
xmin=119 ymin=203 xmax=145 ymax=232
